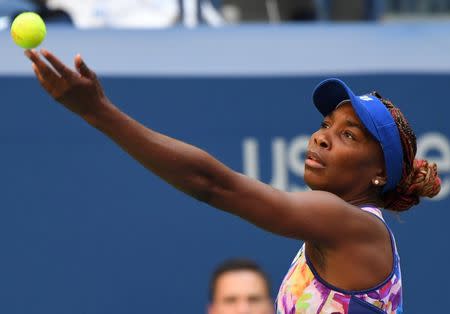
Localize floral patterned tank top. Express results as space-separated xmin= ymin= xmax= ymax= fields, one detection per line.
xmin=276 ymin=206 xmax=403 ymax=313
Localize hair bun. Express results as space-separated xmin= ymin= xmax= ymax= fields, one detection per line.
xmin=407 ymin=159 xmax=441 ymax=198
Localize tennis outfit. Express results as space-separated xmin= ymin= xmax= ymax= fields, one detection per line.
xmin=276 ymin=206 xmax=403 ymax=314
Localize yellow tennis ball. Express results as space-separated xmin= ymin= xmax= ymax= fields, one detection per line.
xmin=10 ymin=12 xmax=46 ymax=49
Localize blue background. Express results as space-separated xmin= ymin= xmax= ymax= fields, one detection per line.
xmin=0 ymin=25 xmax=449 ymax=313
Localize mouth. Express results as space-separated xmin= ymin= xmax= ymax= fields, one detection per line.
xmin=305 ymin=151 xmax=326 ymax=169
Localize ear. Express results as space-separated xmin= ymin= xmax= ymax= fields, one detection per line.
xmin=207 ymin=303 xmax=214 ymax=314
xmin=371 ymin=166 xmax=387 ymax=187
xmin=372 ymin=168 xmax=387 ymax=188
xmin=371 ymin=156 xmax=387 ymax=187
xmin=372 ymin=176 xmax=387 ymax=187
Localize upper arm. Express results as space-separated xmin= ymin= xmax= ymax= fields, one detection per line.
xmin=204 ymin=170 xmax=372 ymax=245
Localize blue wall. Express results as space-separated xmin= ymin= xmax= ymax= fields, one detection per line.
xmin=0 ymin=74 xmax=449 ymax=313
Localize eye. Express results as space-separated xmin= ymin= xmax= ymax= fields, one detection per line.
xmin=223 ymin=296 xmax=238 ymax=304
xmin=343 ymin=130 xmax=355 ymax=140
xmin=320 ymin=121 xmax=330 ymax=129
xmin=248 ymin=295 xmax=265 ymax=304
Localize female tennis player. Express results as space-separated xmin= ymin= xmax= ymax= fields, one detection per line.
xmin=25 ymin=49 xmax=440 ymax=314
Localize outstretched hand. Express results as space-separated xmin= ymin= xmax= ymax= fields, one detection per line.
xmin=25 ymin=49 xmax=110 ymax=119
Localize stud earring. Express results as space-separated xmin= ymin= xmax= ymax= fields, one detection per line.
xmin=374 ymin=179 xmax=380 ymax=185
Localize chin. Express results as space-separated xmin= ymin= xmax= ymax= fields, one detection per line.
xmin=304 ymin=174 xmax=326 ymax=191
xmin=304 ymin=169 xmax=327 ymax=190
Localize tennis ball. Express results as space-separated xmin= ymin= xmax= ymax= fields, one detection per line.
xmin=10 ymin=12 xmax=46 ymax=49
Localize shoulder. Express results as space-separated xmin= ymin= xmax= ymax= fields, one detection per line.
xmin=288 ymin=191 xmax=385 ymax=245
xmin=289 ymin=190 xmax=361 ymax=219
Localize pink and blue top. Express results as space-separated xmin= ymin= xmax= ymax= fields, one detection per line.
xmin=276 ymin=206 xmax=403 ymax=314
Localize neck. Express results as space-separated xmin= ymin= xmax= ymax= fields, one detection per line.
xmin=341 ymin=190 xmax=383 ymax=208
xmin=348 ymin=198 xmax=383 ymax=208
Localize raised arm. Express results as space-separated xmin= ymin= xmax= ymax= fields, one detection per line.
xmin=25 ymin=49 xmax=376 ymax=244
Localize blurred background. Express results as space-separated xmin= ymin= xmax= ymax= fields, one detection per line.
xmin=2 ymin=0 xmax=450 ymax=28
xmin=0 ymin=1 xmax=449 ymax=313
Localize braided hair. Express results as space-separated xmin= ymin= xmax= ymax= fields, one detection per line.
xmin=370 ymin=91 xmax=441 ymax=212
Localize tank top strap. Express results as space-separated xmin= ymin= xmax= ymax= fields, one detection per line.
xmin=360 ymin=205 xmax=384 ymax=220
xmin=361 ymin=205 xmax=399 ymax=257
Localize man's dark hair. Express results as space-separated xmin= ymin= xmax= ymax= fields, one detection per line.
xmin=208 ymin=258 xmax=272 ymax=302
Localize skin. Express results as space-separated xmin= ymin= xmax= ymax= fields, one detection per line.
xmin=25 ymin=49 xmax=394 ymax=291
xmin=208 ymin=270 xmax=273 ymax=314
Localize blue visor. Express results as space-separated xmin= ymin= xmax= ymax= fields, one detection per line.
xmin=312 ymin=78 xmax=403 ymax=193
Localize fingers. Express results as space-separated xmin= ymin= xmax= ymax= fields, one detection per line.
xmin=31 ymin=62 xmax=54 ymax=94
xmin=75 ymin=54 xmax=96 ymax=79
xmin=31 ymin=63 xmax=44 ymax=83
xmin=25 ymin=49 xmax=61 ymax=83
xmin=40 ymin=48 xmax=75 ymax=79
xmin=25 ymin=49 xmax=61 ymax=93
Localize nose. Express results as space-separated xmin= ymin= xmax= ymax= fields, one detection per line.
xmin=314 ymin=132 xmax=331 ymax=149
xmin=236 ymin=302 xmax=251 ymax=314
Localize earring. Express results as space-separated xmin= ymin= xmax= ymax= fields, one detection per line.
xmin=374 ymin=179 xmax=380 ymax=185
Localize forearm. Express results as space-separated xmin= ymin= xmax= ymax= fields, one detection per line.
xmin=84 ymin=100 xmax=228 ymax=201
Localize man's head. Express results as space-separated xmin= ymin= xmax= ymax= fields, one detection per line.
xmin=208 ymin=259 xmax=274 ymax=314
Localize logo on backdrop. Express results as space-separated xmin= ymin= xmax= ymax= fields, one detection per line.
xmin=242 ymin=132 xmax=450 ymax=200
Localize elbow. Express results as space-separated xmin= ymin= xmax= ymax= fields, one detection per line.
xmin=185 ymin=173 xmax=217 ymax=204
xmin=192 ymin=189 xmax=213 ymax=203
xmin=184 ymin=157 xmax=234 ymax=205
xmin=189 ymin=183 xmax=213 ymax=203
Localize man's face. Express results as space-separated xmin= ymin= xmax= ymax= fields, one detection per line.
xmin=208 ymin=270 xmax=274 ymax=314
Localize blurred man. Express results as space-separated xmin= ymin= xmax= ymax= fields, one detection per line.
xmin=208 ymin=259 xmax=274 ymax=314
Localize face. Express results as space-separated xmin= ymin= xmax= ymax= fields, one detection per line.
xmin=304 ymin=102 xmax=385 ymax=201
xmin=208 ymin=270 xmax=274 ymax=314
